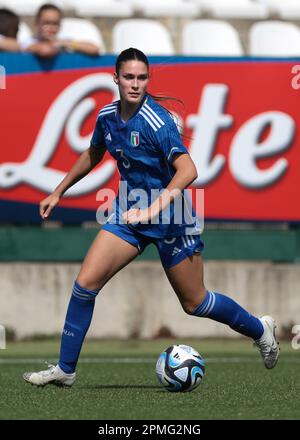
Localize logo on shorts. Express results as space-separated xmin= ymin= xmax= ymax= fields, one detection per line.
xmin=130 ymin=131 xmax=140 ymax=147
xmin=172 ymin=247 xmax=182 ymax=256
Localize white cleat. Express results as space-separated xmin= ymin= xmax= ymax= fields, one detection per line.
xmin=254 ymin=315 xmax=280 ymax=369
xmin=23 ymin=364 xmax=76 ymax=387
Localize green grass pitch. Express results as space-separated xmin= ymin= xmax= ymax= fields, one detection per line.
xmin=0 ymin=339 xmax=299 ymax=420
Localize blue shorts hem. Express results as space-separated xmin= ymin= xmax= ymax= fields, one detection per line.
xmin=162 ymin=247 xmax=203 ymax=270
xmin=101 ymin=223 xmax=144 ymax=254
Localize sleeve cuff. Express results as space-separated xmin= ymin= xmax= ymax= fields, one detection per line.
xmin=167 ymin=147 xmax=188 ymax=163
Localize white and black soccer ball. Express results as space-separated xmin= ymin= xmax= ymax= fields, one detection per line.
xmin=155 ymin=344 xmax=205 ymax=392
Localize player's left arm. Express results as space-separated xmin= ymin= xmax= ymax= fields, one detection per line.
xmin=147 ymin=153 xmax=197 ymax=220
xmin=124 ymin=111 xmax=198 ymax=224
xmin=124 ymin=153 xmax=197 ymax=224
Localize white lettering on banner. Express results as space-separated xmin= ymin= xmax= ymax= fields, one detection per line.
xmin=66 ymin=98 xmax=97 ymax=153
xmin=187 ymin=84 xmax=233 ymax=186
xmin=0 ymin=73 xmax=117 ymax=196
xmin=0 ymin=76 xmax=296 ymax=195
xmin=230 ymin=112 xmax=294 ymax=188
xmin=188 ymin=84 xmax=295 ymax=189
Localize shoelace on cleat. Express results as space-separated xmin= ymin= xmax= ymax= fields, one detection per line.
xmin=37 ymin=363 xmax=56 ymax=377
xmin=254 ymin=340 xmax=271 ymax=355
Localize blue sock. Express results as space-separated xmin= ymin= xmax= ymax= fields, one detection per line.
xmin=59 ymin=281 xmax=99 ymax=374
xmin=192 ymin=291 xmax=264 ymax=340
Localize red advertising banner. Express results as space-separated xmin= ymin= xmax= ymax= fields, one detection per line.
xmin=0 ymin=57 xmax=299 ymax=221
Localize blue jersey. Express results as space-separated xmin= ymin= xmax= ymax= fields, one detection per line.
xmin=90 ymin=94 xmax=200 ymax=238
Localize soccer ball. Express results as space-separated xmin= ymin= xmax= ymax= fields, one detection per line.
xmin=155 ymin=344 xmax=205 ymax=392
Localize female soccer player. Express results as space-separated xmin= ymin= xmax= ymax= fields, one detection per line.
xmin=23 ymin=48 xmax=279 ymax=387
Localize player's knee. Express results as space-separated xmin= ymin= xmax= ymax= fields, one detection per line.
xmin=181 ymin=289 xmax=207 ymax=315
xmin=182 ymin=302 xmax=197 ymax=315
xmin=75 ymin=276 xmax=102 ymax=293
xmin=182 ymin=300 xmax=204 ymax=315
xmin=76 ymin=266 xmax=112 ymax=292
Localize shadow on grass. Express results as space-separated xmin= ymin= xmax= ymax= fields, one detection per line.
xmin=80 ymin=384 xmax=163 ymax=390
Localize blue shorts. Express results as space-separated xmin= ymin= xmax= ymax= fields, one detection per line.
xmin=101 ymin=223 xmax=204 ymax=269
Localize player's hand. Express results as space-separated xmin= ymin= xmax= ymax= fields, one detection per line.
xmin=39 ymin=193 xmax=60 ymax=220
xmin=122 ymin=208 xmax=150 ymax=225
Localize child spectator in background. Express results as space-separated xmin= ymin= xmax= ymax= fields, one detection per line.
xmin=21 ymin=3 xmax=101 ymax=57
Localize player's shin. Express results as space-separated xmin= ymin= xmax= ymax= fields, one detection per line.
xmin=192 ymin=290 xmax=264 ymax=340
xmin=58 ymin=280 xmax=99 ymax=374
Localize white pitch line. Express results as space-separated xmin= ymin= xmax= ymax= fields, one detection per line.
xmin=0 ymin=356 xmax=298 ymax=365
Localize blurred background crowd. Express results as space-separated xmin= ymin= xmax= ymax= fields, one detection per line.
xmin=1 ymin=0 xmax=300 ymax=57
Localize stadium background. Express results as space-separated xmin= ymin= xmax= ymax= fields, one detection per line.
xmin=0 ymin=0 xmax=300 ymax=421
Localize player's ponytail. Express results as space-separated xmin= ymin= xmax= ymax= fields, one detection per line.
xmin=148 ymin=94 xmax=187 ymax=137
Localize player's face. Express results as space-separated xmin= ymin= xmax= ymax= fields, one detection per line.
xmin=37 ymin=10 xmax=61 ymax=40
xmin=114 ymin=60 xmax=149 ymax=106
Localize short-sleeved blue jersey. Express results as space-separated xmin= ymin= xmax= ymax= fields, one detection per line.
xmin=91 ymin=94 xmax=200 ymax=238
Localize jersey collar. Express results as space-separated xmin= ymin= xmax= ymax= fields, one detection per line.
xmin=117 ymin=94 xmax=149 ymax=129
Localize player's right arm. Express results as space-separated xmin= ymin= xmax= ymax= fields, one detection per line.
xmin=40 ymin=145 xmax=106 ymax=219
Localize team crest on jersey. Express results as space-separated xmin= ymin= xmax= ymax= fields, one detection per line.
xmin=130 ymin=131 xmax=140 ymax=147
